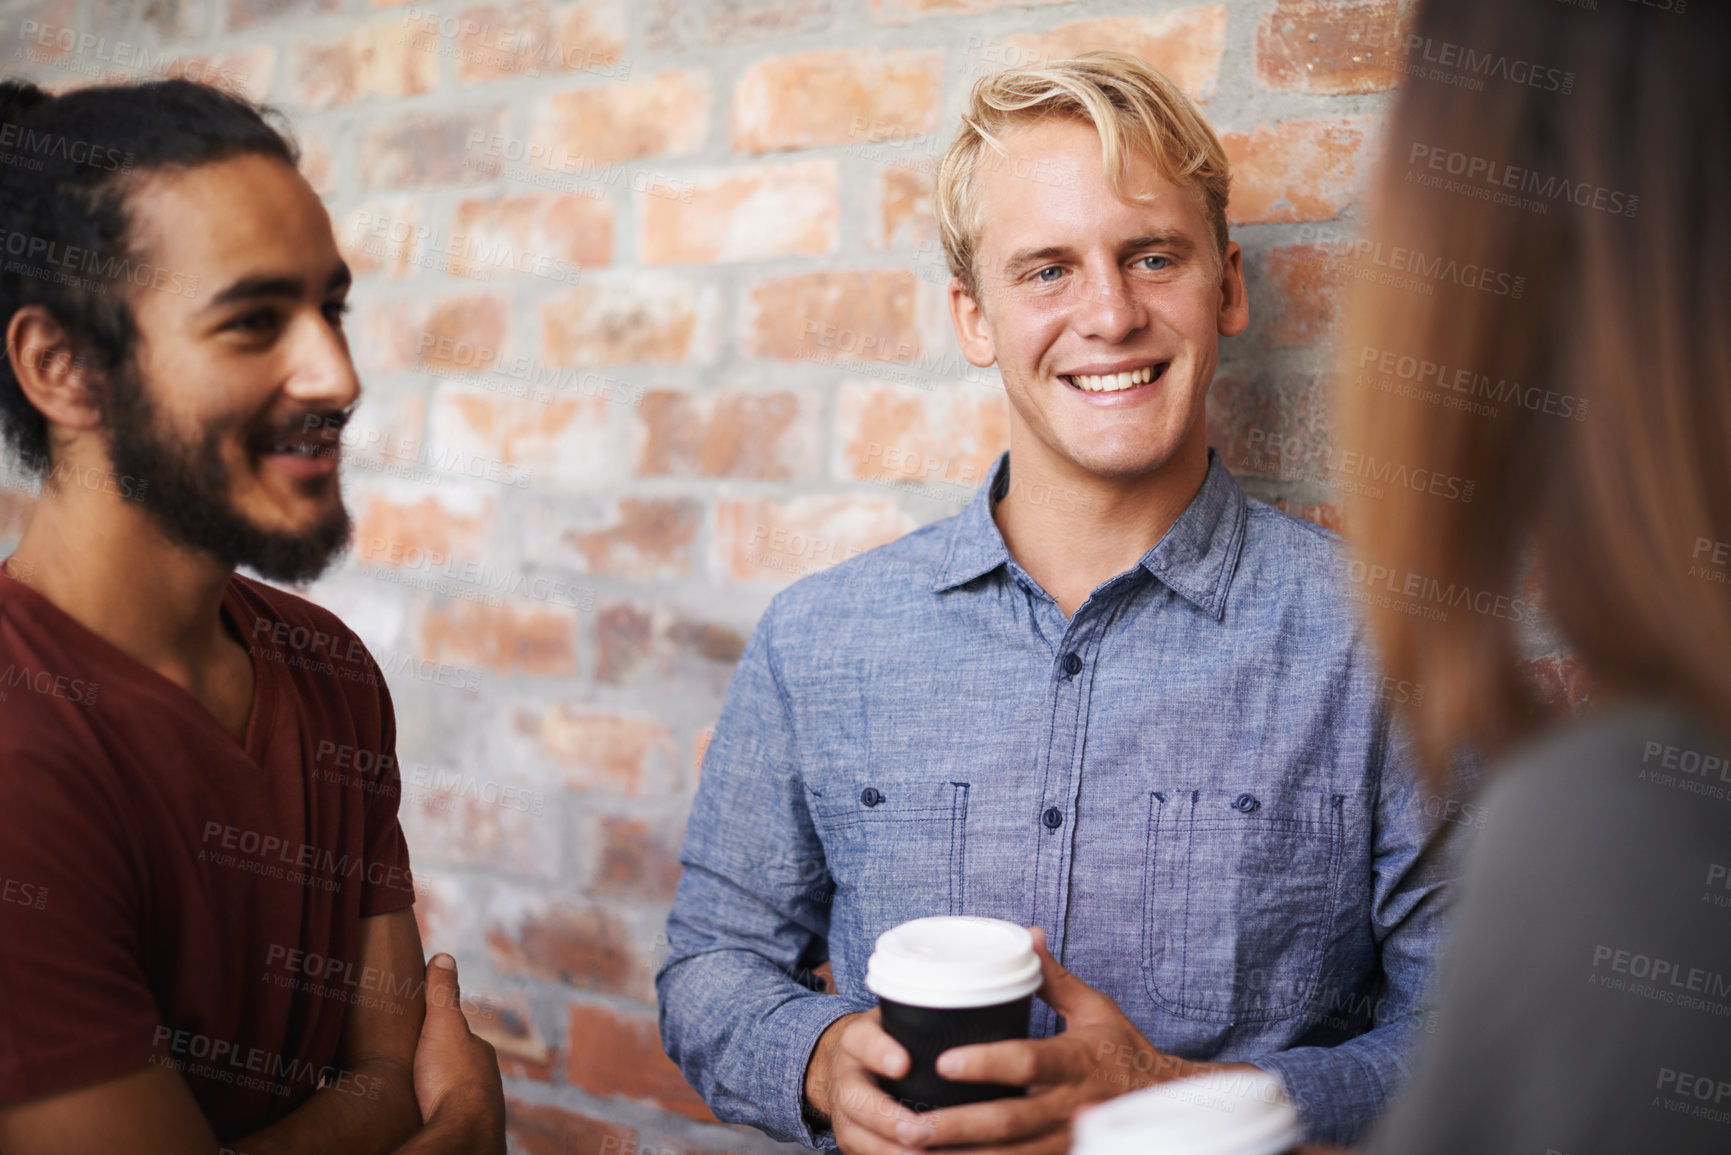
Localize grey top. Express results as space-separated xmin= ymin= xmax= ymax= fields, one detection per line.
xmin=1365 ymin=700 xmax=1731 ymax=1155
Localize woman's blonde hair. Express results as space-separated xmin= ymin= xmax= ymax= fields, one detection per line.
xmin=1336 ymin=0 xmax=1731 ymax=771
xmin=935 ymin=50 xmax=1230 ymax=302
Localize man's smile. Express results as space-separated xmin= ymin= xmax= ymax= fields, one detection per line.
xmin=1057 ymin=359 xmax=1170 ymax=395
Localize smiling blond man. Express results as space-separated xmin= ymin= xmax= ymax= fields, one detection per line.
xmin=659 ymin=53 xmax=1460 ymax=1153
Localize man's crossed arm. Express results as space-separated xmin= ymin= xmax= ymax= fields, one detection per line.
xmin=0 ymin=911 xmax=504 ymax=1155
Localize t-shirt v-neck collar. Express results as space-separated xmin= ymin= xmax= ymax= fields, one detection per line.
xmin=0 ymin=562 xmax=277 ymax=762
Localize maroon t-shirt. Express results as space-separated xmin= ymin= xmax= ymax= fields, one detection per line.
xmin=0 ymin=565 xmax=414 ymax=1140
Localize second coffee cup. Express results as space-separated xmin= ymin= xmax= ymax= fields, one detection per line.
xmin=1071 ymin=1069 xmax=1304 ymax=1155
xmin=864 ymin=915 xmax=1043 ymax=1112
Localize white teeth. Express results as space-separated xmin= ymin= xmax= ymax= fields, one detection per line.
xmin=1069 ymin=365 xmax=1157 ymax=392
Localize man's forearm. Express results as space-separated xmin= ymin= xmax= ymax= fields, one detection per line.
xmin=231 ymin=1058 xmax=419 ymax=1155
xmin=385 ymin=1090 xmax=503 ymax=1155
xmin=659 ymin=944 xmax=860 ymax=1145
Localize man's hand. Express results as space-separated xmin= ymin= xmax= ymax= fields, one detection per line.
xmin=802 ymin=1009 xmax=925 ymax=1154
xmin=893 ymin=927 xmax=1258 ymax=1154
xmin=398 ymin=954 xmax=505 ymax=1153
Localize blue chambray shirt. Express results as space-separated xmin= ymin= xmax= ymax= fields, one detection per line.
xmin=657 ymin=449 xmax=1459 ymax=1147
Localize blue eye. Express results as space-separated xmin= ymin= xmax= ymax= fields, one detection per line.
xmin=1035 ymin=266 xmax=1065 ymax=282
xmin=1138 ymin=255 xmax=1171 ymax=271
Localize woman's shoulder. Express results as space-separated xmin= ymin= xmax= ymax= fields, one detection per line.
xmin=1481 ymin=699 xmax=1729 ymax=850
xmin=1454 ymin=699 xmax=1729 ymax=984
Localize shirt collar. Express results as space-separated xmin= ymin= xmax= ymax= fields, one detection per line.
xmin=931 ymin=448 xmax=1248 ymax=620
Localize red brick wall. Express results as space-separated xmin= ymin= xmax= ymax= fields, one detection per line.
xmin=6 ymin=2 xmax=1588 ymax=1152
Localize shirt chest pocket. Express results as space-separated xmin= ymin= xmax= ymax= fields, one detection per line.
xmin=1142 ymin=788 xmax=1345 ymax=1024
xmin=811 ymin=778 xmax=970 ymax=936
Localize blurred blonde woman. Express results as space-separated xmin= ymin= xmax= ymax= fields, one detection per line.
xmin=1335 ymin=1 xmax=1731 ymax=1152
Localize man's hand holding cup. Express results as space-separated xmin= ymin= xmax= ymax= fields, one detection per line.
xmin=805 ymin=920 xmax=1260 ymax=1154
xmin=893 ymin=926 xmax=1259 ymax=1153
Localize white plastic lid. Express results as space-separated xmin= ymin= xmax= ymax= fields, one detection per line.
xmin=864 ymin=916 xmax=1042 ymax=1009
xmin=1072 ymin=1070 xmax=1303 ymax=1155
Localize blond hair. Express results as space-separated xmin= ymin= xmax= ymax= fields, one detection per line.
xmin=935 ymin=50 xmax=1231 ymax=302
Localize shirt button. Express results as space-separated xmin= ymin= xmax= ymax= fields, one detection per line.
xmin=1042 ymin=806 xmax=1064 ymax=829
xmin=860 ymin=787 xmax=883 ymax=807
xmin=1232 ymin=793 xmax=1260 ymax=813
xmin=1061 ymin=653 xmax=1083 ymax=677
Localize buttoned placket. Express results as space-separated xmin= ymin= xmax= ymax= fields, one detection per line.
xmin=1019 ymin=569 xmax=1137 ymax=1036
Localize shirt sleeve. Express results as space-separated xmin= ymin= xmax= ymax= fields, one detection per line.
xmin=0 ymin=749 xmax=160 ymax=1104
xmin=356 ymin=650 xmax=414 ymax=918
xmin=1251 ymin=712 xmax=1476 ymax=1146
xmin=655 ymin=601 xmax=863 ymax=1148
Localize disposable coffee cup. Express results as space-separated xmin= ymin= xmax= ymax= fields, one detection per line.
xmin=863 ymin=916 xmax=1042 ymax=1112
xmin=1072 ymin=1069 xmax=1303 ymax=1155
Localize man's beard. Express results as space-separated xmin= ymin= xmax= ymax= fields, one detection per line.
xmin=99 ymin=362 xmax=353 ymax=584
